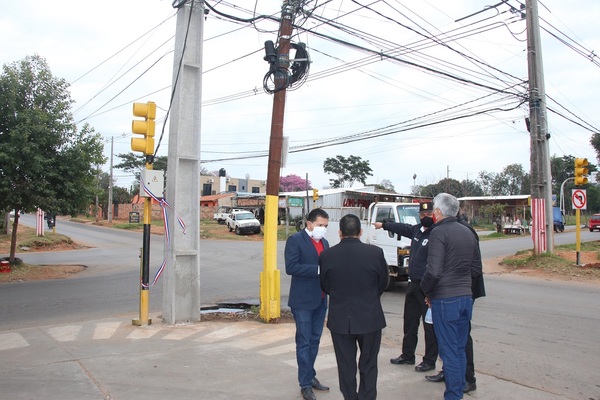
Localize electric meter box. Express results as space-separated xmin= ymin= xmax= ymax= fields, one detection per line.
xmin=140 ymin=170 xmax=165 ymax=198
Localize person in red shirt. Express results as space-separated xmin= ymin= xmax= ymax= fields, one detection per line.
xmin=285 ymin=208 xmax=331 ymax=400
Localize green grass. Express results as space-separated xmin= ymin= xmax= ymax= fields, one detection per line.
xmin=500 ymin=240 xmax=600 ymax=273
xmin=200 ymin=219 xmax=295 ymax=241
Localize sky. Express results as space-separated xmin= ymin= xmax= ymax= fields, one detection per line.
xmin=1 ymin=0 xmax=599 ymax=194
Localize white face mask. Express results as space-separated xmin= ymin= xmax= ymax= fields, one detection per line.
xmin=312 ymin=226 xmax=327 ymax=241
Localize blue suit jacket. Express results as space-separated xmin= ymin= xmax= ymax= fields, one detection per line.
xmin=285 ymin=229 xmax=329 ymax=310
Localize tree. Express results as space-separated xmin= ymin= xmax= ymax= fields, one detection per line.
xmin=421 ymin=178 xmax=463 ymax=198
xmin=0 ymin=55 xmax=105 ymax=261
xmin=479 ymin=203 xmax=508 ymax=223
xmin=323 ymin=155 xmax=373 ymax=188
xmin=95 ymin=172 xmax=132 ymax=219
xmin=374 ymin=179 xmax=395 ymax=192
xmin=460 ymin=179 xmax=484 ymax=197
xmin=280 ymin=174 xmax=310 ymax=192
xmin=477 ymin=171 xmax=496 ymax=196
xmin=590 ymin=134 xmax=600 ymax=182
xmin=498 ymin=163 xmax=528 ymax=195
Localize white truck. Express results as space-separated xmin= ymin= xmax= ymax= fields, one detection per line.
xmin=213 ymin=206 xmax=244 ymax=224
xmin=323 ymin=201 xmax=421 ymax=290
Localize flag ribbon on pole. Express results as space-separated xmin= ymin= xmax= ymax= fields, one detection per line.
xmin=141 ymin=183 xmax=186 ymax=287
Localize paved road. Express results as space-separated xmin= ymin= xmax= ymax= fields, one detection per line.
xmin=2 ymin=218 xmax=600 ymax=398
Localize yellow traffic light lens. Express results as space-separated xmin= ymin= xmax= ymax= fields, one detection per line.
xmin=131 ymin=137 xmax=147 ymax=153
xmin=133 ymin=102 xmax=157 ymax=119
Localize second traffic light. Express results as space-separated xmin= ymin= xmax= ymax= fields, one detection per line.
xmin=313 ymin=188 xmax=319 ymax=201
xmin=131 ymin=101 xmax=156 ymax=155
xmin=574 ymin=158 xmax=589 ymax=186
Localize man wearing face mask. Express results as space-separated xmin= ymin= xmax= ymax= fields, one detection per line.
xmin=285 ymin=208 xmax=331 ymax=400
xmin=374 ymin=202 xmax=438 ymax=374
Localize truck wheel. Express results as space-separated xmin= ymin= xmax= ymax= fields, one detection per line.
xmin=228 ymin=224 xmax=233 ymax=232
xmin=235 ymin=227 xmax=241 ymax=235
xmin=254 ymin=228 xmax=261 ymax=234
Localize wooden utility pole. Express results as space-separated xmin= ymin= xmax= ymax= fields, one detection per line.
xmin=526 ymin=0 xmax=554 ymax=253
xmin=260 ymin=1 xmax=299 ymax=322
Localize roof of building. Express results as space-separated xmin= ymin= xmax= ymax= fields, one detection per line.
xmin=458 ymin=195 xmax=530 ymax=201
xmin=200 ymin=193 xmax=235 ymax=202
xmin=279 ymin=186 xmax=422 ymax=198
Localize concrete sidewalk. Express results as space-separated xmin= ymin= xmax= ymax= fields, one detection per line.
xmin=0 ymin=312 xmax=568 ymax=400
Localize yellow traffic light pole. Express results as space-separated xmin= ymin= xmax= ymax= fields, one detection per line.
xmin=574 ymin=158 xmax=589 ymax=266
xmin=131 ymin=101 xmax=156 ymax=327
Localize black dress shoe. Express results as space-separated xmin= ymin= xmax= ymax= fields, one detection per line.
xmin=390 ymin=355 xmax=415 ymax=365
xmin=311 ymin=377 xmax=330 ymax=391
xmin=301 ymin=387 xmax=317 ymax=400
xmin=425 ymin=371 xmax=445 ymax=382
xmin=463 ymin=381 xmax=477 ymax=393
xmin=415 ymin=362 xmax=435 ymax=372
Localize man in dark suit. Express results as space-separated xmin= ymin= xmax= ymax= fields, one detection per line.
xmin=285 ymin=208 xmax=331 ymax=400
xmin=320 ymin=214 xmax=389 ymax=400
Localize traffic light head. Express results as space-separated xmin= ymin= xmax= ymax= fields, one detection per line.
xmin=131 ymin=101 xmax=156 ymax=155
xmin=574 ymin=157 xmax=589 ymax=185
xmin=313 ymin=188 xmax=319 ymax=201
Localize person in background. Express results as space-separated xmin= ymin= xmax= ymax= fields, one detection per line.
xmin=374 ymin=202 xmax=438 ymax=373
xmin=421 ymin=193 xmax=481 ymax=400
xmin=320 ymin=213 xmax=389 ymax=400
xmin=285 ymin=208 xmax=331 ymax=400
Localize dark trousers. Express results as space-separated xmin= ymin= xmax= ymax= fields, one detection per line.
xmin=402 ymin=280 xmax=438 ymax=365
xmin=466 ymin=321 xmax=475 ymax=383
xmin=331 ymin=330 xmax=382 ymax=400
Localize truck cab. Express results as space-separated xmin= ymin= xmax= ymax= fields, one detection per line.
xmin=367 ymin=202 xmax=420 ymax=287
xmin=323 ymin=201 xmax=421 ymax=290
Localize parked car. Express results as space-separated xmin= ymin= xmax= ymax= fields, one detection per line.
xmin=213 ymin=207 xmax=243 ymax=224
xmin=226 ymin=211 xmax=261 ymax=235
xmin=589 ymin=214 xmax=600 ymax=232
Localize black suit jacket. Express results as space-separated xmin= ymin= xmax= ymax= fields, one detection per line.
xmin=319 ymin=238 xmax=388 ymax=335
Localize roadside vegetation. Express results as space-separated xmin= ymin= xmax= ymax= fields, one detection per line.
xmin=0 ymin=225 xmax=86 ymax=283
xmin=0 ymin=225 xmax=81 ymax=255
xmin=499 ymin=240 xmax=600 ymax=280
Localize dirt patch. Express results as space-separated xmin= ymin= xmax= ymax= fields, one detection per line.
xmin=199 ymin=309 xmax=295 ymax=323
xmin=0 ymin=264 xmax=86 ymax=283
xmin=485 ymin=251 xmax=600 ymax=284
xmin=0 ymin=225 xmax=88 ymax=283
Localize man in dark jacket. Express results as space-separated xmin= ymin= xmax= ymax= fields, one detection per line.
xmin=320 ymin=214 xmax=389 ymax=400
xmin=285 ymin=208 xmax=331 ymax=400
xmin=421 ymin=193 xmax=481 ymax=400
xmin=374 ymin=202 xmax=438 ymax=373
xmin=426 ymin=214 xmax=486 ymax=394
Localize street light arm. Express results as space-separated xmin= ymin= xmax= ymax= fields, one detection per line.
xmin=560 ymin=177 xmax=575 ymax=214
